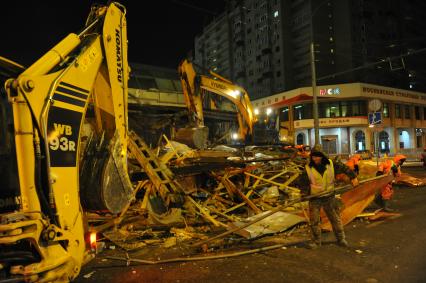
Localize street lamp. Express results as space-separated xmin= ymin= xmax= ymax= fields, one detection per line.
xmin=310 ymin=0 xmax=330 ymax=148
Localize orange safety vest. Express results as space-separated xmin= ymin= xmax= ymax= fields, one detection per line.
xmin=346 ymin=159 xmax=358 ymax=171
xmin=305 ymin=159 xmax=335 ymax=195
xmin=381 ymin=183 xmax=394 ymax=200
xmin=378 ymin=159 xmax=394 ymax=174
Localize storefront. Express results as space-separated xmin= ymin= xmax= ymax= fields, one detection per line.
xmin=252 ymin=82 xmax=426 ymax=157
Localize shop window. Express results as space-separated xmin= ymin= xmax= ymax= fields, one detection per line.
xmin=305 ymin=103 xmax=313 ymax=119
xmin=352 ymin=102 xmax=360 ymax=116
xmin=399 ymin=130 xmax=410 ymax=149
xmin=416 ymin=129 xmax=423 ymax=148
xmin=321 ymin=102 xmax=340 ymax=118
xmin=341 ymin=101 xmax=349 ymax=117
xmin=280 ymin=106 xmax=289 ymax=121
xmin=293 ymin=104 xmax=313 ymax=120
xmin=294 ymin=104 xmax=303 ymax=120
xmin=404 ymin=105 xmax=411 ymax=119
xmin=354 ymin=130 xmax=365 ymax=151
xmin=395 ymin=104 xmax=401 ymax=118
xmin=383 ymin=103 xmax=389 ymax=118
xmin=296 ymin=133 xmax=305 ymax=145
xmin=415 ymin=106 xmax=420 ymax=120
xmin=379 ymin=131 xmax=390 ymax=153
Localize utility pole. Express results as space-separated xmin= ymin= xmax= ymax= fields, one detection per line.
xmin=309 ymin=0 xmax=329 ymax=149
xmin=310 ymin=42 xmax=319 ymax=147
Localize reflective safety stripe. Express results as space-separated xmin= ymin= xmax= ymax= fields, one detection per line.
xmin=305 ymin=159 xmax=335 ymax=194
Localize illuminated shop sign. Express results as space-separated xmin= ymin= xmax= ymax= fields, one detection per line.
xmin=294 ymin=117 xmax=368 ymax=128
xmin=319 ymin=87 xmax=340 ymax=96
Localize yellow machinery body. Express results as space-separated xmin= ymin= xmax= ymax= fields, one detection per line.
xmin=0 ymin=2 xmax=132 ymax=282
xmin=177 ymin=59 xmax=256 ymax=148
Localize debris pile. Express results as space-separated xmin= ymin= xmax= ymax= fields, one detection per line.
xmin=87 ymin=134 xmax=400 ymax=253
xmin=89 ymin=134 xmax=311 ymax=250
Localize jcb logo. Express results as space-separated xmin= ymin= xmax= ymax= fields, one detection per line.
xmin=49 ymin=123 xmax=75 ymax=152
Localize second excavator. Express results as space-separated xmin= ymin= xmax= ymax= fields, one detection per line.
xmin=177 ymin=59 xmax=256 ymax=149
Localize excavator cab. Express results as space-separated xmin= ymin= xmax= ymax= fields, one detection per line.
xmin=0 ymin=57 xmax=23 ymax=214
xmin=0 ymin=90 xmax=20 ymax=214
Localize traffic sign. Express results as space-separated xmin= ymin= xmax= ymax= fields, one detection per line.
xmin=368 ymin=112 xmax=382 ymax=125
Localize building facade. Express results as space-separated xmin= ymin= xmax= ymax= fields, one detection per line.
xmin=253 ymin=82 xmax=426 ymax=158
xmin=194 ymin=0 xmax=426 ymax=100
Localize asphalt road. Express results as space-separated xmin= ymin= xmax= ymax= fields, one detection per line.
xmin=75 ymin=167 xmax=426 ymax=283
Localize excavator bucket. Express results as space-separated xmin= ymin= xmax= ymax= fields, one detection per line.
xmin=175 ymin=126 xmax=209 ymax=149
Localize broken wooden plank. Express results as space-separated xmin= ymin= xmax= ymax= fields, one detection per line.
xmin=222 ymin=177 xmax=262 ymax=214
xmin=186 ymin=196 xmax=227 ymax=228
xmin=244 ymin=172 xmax=300 ymax=192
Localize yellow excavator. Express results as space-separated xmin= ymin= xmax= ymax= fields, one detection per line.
xmin=176 ymin=59 xmax=256 ymax=148
xmin=0 ymin=2 xmax=133 ymax=282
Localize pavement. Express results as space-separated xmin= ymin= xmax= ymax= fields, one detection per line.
xmin=75 ymin=167 xmax=426 ymax=283
xmin=402 ymin=161 xmax=424 ymax=167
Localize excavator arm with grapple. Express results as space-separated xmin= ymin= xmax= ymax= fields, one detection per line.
xmin=177 ymin=59 xmax=256 ymax=148
xmin=0 ymin=2 xmax=133 ymax=282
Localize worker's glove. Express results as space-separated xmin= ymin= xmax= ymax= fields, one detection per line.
xmin=351 ymin=178 xmax=359 ymax=187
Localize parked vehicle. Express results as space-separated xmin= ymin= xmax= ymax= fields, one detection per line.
xmin=355 ymin=149 xmax=373 ymax=160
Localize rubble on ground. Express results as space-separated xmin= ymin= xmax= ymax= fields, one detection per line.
xmin=87 ymin=135 xmax=415 ymax=254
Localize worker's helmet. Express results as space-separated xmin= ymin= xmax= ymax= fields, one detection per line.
xmin=394 ymin=154 xmax=407 ymax=165
xmin=310 ymin=148 xmax=327 ymax=159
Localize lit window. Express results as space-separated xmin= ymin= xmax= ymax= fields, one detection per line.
xmin=274 ymin=11 xmax=279 ymax=17
xmin=410 ymin=84 xmax=413 ymax=89
xmin=329 ymin=37 xmax=333 ymax=42
xmin=383 ymin=103 xmax=389 ymax=118
xmin=213 ymin=58 xmax=217 ymax=62
xmin=330 ymin=49 xmax=334 ymax=53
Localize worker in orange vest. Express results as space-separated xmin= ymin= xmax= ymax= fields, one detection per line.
xmin=375 ymin=154 xmax=406 ymax=212
xmin=346 ymin=154 xmax=362 ymax=176
xmin=335 ymin=154 xmax=361 ymax=183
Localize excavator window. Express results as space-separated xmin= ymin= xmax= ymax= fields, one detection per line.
xmin=0 ymin=86 xmax=20 ymax=213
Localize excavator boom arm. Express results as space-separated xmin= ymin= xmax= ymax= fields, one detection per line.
xmin=0 ymin=3 xmax=132 ymax=282
xmin=178 ymin=59 xmax=256 ymax=141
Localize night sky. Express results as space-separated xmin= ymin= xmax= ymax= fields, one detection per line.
xmin=0 ymin=1 xmax=225 ymax=69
